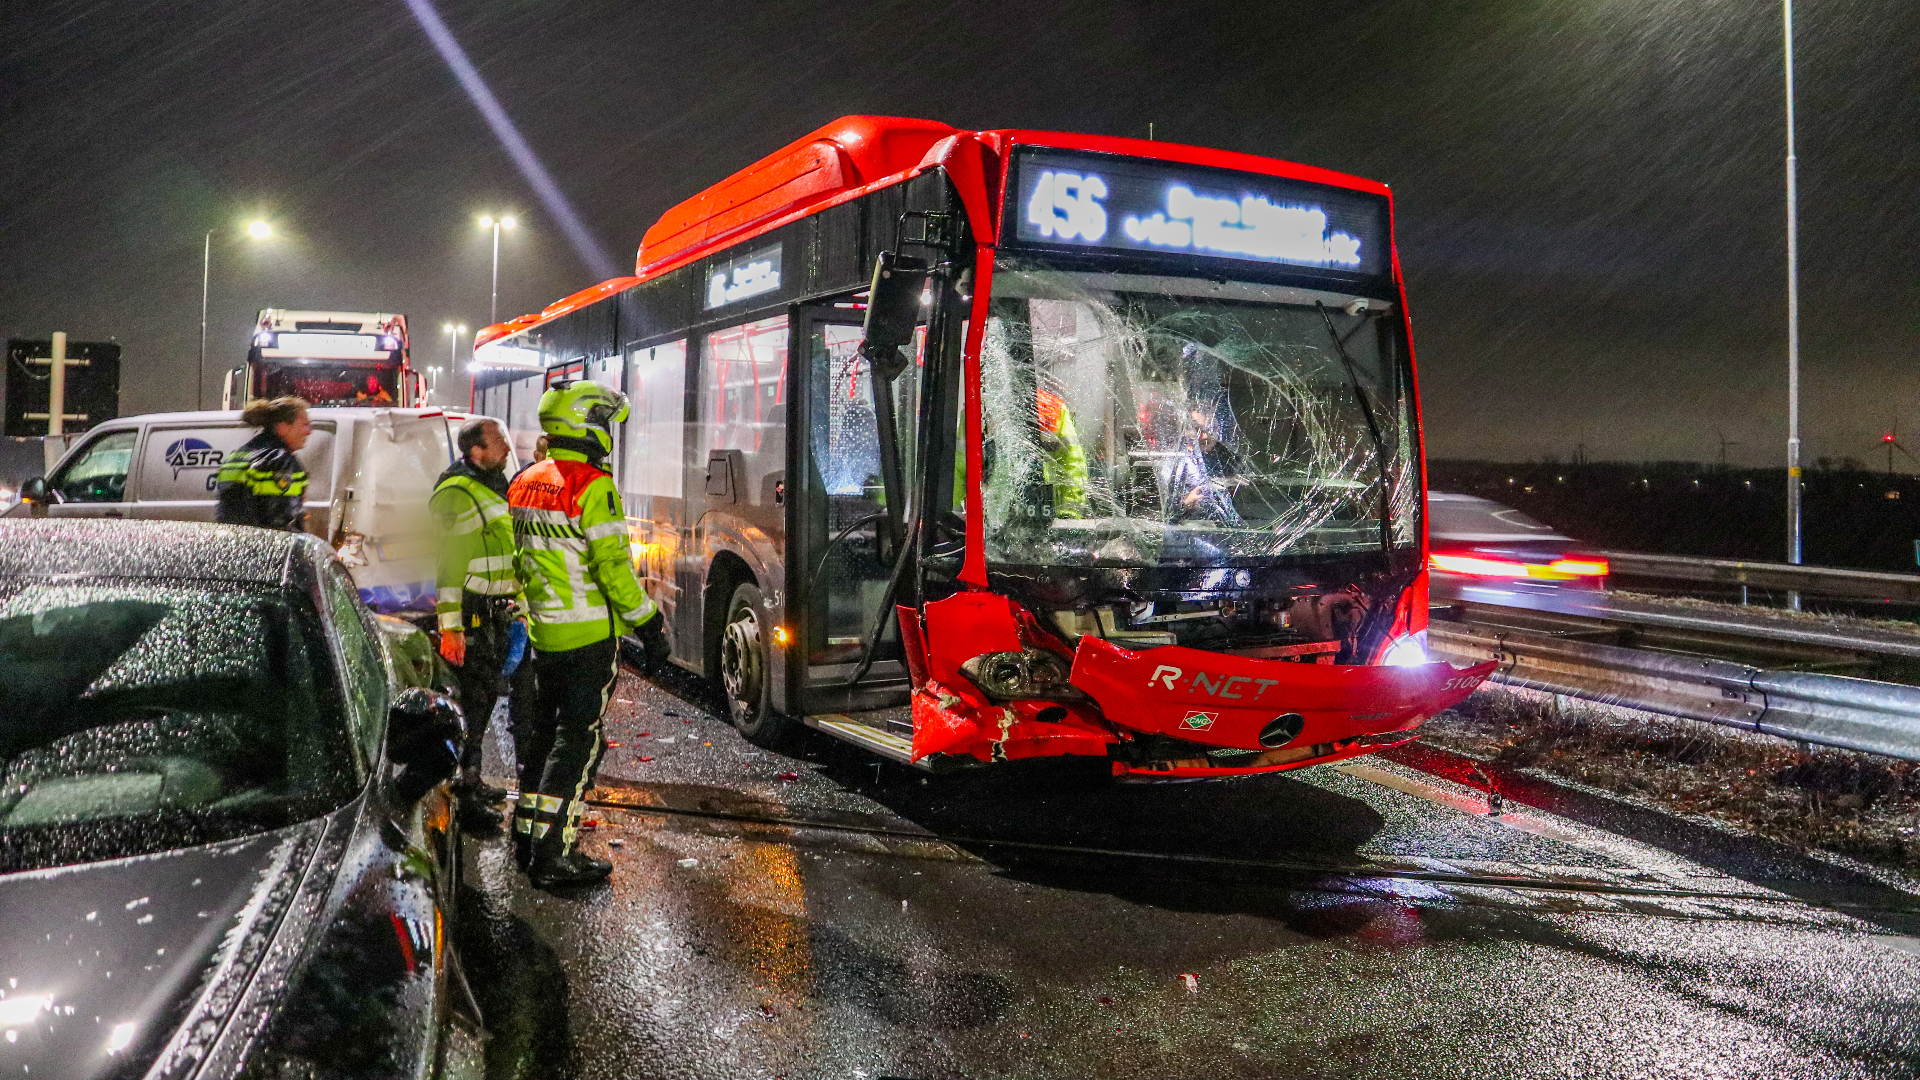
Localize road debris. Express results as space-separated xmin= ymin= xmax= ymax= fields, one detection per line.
xmin=777 ymin=772 xmax=800 ymax=782
xmin=1469 ymin=764 xmax=1504 ymax=817
xmin=676 ymin=857 xmax=699 ymax=868
xmin=639 ymin=756 xmax=655 ymax=763
xmin=1178 ymin=973 xmax=1199 ymax=993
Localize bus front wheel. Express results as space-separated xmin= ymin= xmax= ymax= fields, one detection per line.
xmin=721 ymin=582 xmax=797 ymax=749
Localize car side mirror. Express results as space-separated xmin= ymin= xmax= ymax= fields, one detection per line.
xmin=19 ymin=476 xmax=48 ymax=505
xmin=386 ymin=686 xmax=464 ymax=805
xmin=861 ymin=251 xmax=929 ymax=382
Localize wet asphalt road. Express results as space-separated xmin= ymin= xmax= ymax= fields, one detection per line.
xmin=459 ymin=663 xmax=1920 ymax=1080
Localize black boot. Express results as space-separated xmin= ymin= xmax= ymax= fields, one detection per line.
xmin=527 ymin=798 xmax=611 ymax=889
xmin=455 ymin=764 xmax=511 ymax=807
xmin=457 ymin=791 xmax=504 ymax=833
xmin=511 ymin=793 xmax=540 ymax=869
xmin=469 ymin=781 xmax=511 ymax=806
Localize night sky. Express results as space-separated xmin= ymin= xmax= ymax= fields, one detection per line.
xmin=2 ymin=0 xmax=1914 ymax=467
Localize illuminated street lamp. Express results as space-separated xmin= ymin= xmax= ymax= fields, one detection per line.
xmin=476 ymin=214 xmax=517 ymax=325
xmin=199 ymin=220 xmax=273 ymax=411
xmin=440 ymin=322 xmax=468 ymax=404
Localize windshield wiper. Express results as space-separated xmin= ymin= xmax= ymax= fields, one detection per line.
xmin=1315 ymin=302 xmax=1394 ymax=557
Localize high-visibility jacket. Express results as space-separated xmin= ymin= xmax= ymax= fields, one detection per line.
xmin=429 ymin=461 xmax=521 ymax=632
xmin=1036 ymin=388 xmax=1089 ymax=517
xmin=508 ymin=449 xmax=656 ymax=652
xmin=214 ymin=429 xmax=308 ymax=531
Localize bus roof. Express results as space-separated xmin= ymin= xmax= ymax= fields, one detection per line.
xmin=474 ymin=116 xmax=1392 ymax=349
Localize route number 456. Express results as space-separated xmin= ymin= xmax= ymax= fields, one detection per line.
xmin=1027 ymin=170 xmax=1109 ymax=243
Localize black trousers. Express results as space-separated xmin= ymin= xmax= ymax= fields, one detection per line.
xmin=507 ymin=656 xmax=539 ymax=788
xmin=522 ymin=636 xmax=619 ymax=806
xmin=450 ymin=614 xmax=510 ymax=787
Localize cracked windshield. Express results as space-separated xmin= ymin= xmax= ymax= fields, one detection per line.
xmin=981 ymin=258 xmax=1419 ymax=568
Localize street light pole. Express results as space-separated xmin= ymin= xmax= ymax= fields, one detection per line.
xmin=477 ymin=215 xmax=516 ymax=325
xmin=441 ymin=323 xmax=468 ymax=407
xmin=1784 ymin=0 xmax=1803 ymax=572
xmin=198 ymin=230 xmax=212 ymax=411
xmin=489 ymin=221 xmax=500 ymax=325
xmin=197 ymin=221 xmax=273 ymax=411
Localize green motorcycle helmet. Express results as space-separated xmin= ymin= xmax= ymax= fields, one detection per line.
xmin=538 ymin=380 xmax=630 ymax=456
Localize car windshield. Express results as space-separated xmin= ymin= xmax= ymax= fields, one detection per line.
xmin=0 ymin=581 xmax=362 ymax=873
xmin=978 ymin=258 xmax=1418 ymax=568
xmin=258 ymin=360 xmax=399 ymax=406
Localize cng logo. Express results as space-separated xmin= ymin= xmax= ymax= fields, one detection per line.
xmin=164 ymin=438 xmax=223 ymax=480
xmin=1180 ymin=710 xmax=1218 ymax=732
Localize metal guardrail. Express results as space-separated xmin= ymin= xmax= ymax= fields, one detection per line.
xmin=1428 ymin=615 xmax=1920 ymax=762
xmin=1603 ymin=551 xmax=1920 ymax=603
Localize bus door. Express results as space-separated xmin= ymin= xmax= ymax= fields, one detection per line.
xmin=790 ymin=306 xmax=921 ymax=709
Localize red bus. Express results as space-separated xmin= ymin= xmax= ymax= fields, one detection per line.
xmin=471 ymin=116 xmax=1492 ymax=778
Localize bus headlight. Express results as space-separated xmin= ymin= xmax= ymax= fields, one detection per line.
xmin=960 ymin=648 xmax=1080 ymax=701
xmin=1381 ymin=630 xmax=1428 ymax=667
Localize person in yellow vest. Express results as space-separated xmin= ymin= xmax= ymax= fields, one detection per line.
xmin=430 ymin=417 xmax=521 ymax=832
xmin=507 ymin=381 xmax=669 ymax=888
xmin=1035 ymin=386 xmax=1090 ymax=518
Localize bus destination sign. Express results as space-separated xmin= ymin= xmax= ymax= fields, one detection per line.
xmin=1010 ymin=148 xmax=1387 ymax=276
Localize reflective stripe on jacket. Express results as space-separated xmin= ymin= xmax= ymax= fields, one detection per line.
xmin=430 ymin=469 xmax=522 ymax=632
xmin=508 ymin=450 xmax=656 ymax=652
xmin=213 ymin=429 xmax=308 ymax=531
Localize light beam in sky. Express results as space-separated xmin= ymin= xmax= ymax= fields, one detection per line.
xmin=401 ymin=0 xmax=618 ymax=283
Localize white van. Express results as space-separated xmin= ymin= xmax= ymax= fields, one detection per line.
xmin=6 ymin=407 xmax=511 ymax=616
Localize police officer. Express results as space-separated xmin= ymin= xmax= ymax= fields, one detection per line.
xmin=509 ymin=382 xmax=670 ymax=887
xmin=215 ymin=397 xmax=311 ymax=530
xmin=431 ymin=417 xmax=521 ymax=830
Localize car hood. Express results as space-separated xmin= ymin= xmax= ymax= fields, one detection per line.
xmin=0 ymin=822 xmax=325 ymax=1080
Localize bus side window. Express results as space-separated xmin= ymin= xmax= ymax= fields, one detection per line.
xmin=699 ymin=316 xmax=788 ymax=505
xmin=623 ymin=341 xmax=687 ymax=500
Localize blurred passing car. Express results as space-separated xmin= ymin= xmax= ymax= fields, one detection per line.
xmin=0 ymin=520 xmax=479 ymax=1080
xmin=1427 ymin=492 xmax=1609 ymax=611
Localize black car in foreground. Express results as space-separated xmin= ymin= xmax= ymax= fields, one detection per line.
xmin=0 ymin=520 xmax=479 ymax=1080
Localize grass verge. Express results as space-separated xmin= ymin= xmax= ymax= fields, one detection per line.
xmin=1420 ymin=687 xmax=1920 ymax=873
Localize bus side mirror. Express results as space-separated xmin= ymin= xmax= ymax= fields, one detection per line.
xmin=18 ymin=477 xmax=48 ymax=505
xmin=861 ymin=251 xmax=929 ymax=382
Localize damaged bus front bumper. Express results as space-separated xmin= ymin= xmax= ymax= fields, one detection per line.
xmin=909 ymin=594 xmax=1496 ymax=777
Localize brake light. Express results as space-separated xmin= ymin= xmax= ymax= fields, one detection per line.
xmin=1547 ymin=557 xmax=1609 ymax=577
xmin=1429 ymin=553 xmax=1531 ymax=578
xmin=1429 ymin=552 xmax=1609 ymax=580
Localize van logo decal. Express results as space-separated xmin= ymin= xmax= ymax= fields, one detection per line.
xmin=164 ymin=438 xmax=223 ymax=479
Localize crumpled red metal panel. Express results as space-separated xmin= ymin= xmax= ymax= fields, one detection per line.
xmin=1070 ymin=637 xmax=1495 ymax=751
xmin=920 ymin=591 xmax=1023 ymax=687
